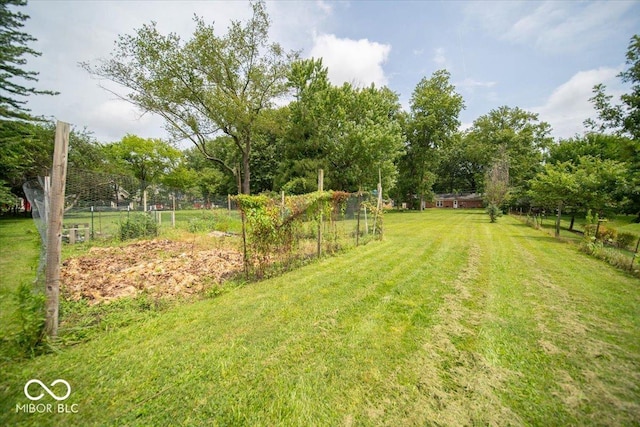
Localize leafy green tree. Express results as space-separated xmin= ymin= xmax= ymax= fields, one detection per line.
xmin=549 ymin=133 xmax=639 ymax=222
xmin=529 ymin=156 xmax=628 ymax=236
xmin=82 ymin=0 xmax=296 ymax=194
xmin=277 ymin=58 xmax=332 ymax=193
xmin=327 ymin=83 xmax=404 ymax=193
xmin=529 ymin=161 xmax=579 ymax=237
xmin=103 ymin=134 xmax=182 ymax=192
xmin=0 ymin=121 xmax=103 ymax=206
xmin=584 ymin=34 xmax=640 ymax=219
xmin=400 ymin=70 xmax=464 ymax=209
xmin=280 ymin=59 xmax=404 ymax=194
xmin=434 ymin=132 xmax=484 ymax=193
xmin=183 ymin=145 xmax=227 ymax=203
xmin=586 ymin=34 xmax=640 ymax=139
xmin=466 ymin=106 xmax=553 ymax=202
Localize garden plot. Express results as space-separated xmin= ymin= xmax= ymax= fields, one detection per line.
xmin=61 ymin=239 xmax=243 ymax=303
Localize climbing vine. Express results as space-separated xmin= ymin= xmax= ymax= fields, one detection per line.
xmin=234 ymin=191 xmax=351 ymax=276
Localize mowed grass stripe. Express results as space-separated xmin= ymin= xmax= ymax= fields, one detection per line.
xmin=474 ymin=215 xmax=640 ymax=425
xmin=1 ymin=210 xmax=639 ymax=426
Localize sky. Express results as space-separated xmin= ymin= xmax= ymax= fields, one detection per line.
xmin=18 ymin=0 xmax=640 ymax=146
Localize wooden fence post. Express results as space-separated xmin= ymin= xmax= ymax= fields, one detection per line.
xmin=630 ymin=236 xmax=640 ymax=271
xmin=317 ymin=169 xmax=324 ymax=258
xmin=44 ymin=121 xmax=70 ymax=338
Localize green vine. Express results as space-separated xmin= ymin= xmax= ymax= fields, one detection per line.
xmin=234 ymin=191 xmax=350 ymax=275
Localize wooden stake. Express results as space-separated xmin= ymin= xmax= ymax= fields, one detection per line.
xmin=44 ymin=121 xmax=70 ymax=338
xmin=143 ymin=190 xmax=147 ymax=213
xmin=630 ymin=236 xmax=640 ymax=271
xmin=317 ymin=169 xmax=324 ymax=258
xmin=172 ymin=194 xmax=176 ymax=227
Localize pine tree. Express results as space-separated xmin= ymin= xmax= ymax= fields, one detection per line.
xmin=0 ymin=0 xmax=56 ymax=121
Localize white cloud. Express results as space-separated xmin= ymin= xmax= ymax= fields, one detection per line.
xmin=308 ymin=33 xmax=391 ymax=87
xmin=531 ymin=66 xmax=624 ymax=138
xmin=456 ymin=78 xmax=496 ymax=91
xmin=315 ymin=0 xmax=333 ymax=15
xmin=464 ymin=1 xmax=636 ymax=53
xmin=433 ymin=47 xmax=448 ymax=68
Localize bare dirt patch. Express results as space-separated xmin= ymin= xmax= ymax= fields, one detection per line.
xmin=61 ymin=239 xmax=243 ymax=304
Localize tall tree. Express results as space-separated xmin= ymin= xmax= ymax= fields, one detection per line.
xmin=400 ymin=70 xmax=464 ymax=209
xmin=0 ymin=121 xmax=103 ymax=205
xmin=0 ymin=0 xmax=57 ymax=121
xmin=584 ymin=34 xmax=640 ymax=220
xmin=280 ymin=59 xmax=404 ymax=194
xmin=529 ymin=156 xmax=628 ymax=236
xmin=0 ymin=0 xmax=57 ymax=204
xmin=277 ymin=58 xmax=332 ymax=193
xmin=103 ymin=134 xmax=182 ymax=193
xmin=466 ymin=106 xmax=553 ymax=201
xmin=484 ymin=148 xmax=510 ymax=223
xmin=327 ymin=83 xmax=404 ymax=193
xmin=82 ymin=0 xmax=296 ymax=194
xmin=586 ymin=34 xmax=640 ymax=139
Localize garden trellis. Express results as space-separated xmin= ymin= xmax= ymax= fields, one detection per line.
xmin=234 ymin=187 xmax=383 ymax=278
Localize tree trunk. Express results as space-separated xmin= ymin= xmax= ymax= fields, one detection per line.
xmin=569 ymin=214 xmax=575 ymax=231
xmin=242 ymin=151 xmax=251 ymax=195
xmin=240 ymin=134 xmax=251 ymax=195
xmin=236 ymin=164 xmax=242 ymax=195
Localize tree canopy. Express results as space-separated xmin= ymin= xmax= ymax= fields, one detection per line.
xmin=82 ymin=0 xmax=297 ymax=194
xmin=396 ymin=70 xmax=464 ymax=208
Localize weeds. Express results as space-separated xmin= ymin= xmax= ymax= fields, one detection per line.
xmin=580 ymin=239 xmax=639 ymax=278
xmin=119 ymin=213 xmax=159 ymax=240
xmin=0 ymin=283 xmax=46 ymax=361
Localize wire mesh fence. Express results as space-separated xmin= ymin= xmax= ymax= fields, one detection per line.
xmin=22 ymin=167 xmax=385 ymax=287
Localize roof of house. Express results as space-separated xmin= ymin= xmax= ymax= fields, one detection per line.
xmin=435 ymin=193 xmax=483 ymax=201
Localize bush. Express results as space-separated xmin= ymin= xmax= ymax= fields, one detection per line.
xmin=617 ymin=232 xmax=638 ymax=250
xmin=596 ymin=226 xmax=617 ymax=244
xmin=486 ymin=203 xmax=502 ymax=223
xmin=119 ymin=213 xmax=158 ymax=240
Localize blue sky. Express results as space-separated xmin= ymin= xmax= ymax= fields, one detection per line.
xmin=21 ymin=0 xmax=640 ymax=145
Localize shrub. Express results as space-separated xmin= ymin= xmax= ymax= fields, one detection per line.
xmin=617 ymin=232 xmax=638 ymax=250
xmin=580 ymin=240 xmax=639 ymax=278
xmin=596 ymin=226 xmax=617 ymax=244
xmin=486 ymin=203 xmax=502 ymax=223
xmin=119 ymin=213 xmax=158 ymax=240
xmin=584 ymin=209 xmax=598 ymax=237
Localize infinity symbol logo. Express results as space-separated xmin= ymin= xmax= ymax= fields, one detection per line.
xmin=24 ymin=379 xmax=71 ymax=401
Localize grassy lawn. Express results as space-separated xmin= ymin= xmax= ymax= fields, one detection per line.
xmin=1 ymin=210 xmax=639 ymax=425
xmin=0 ymin=217 xmax=40 ymax=341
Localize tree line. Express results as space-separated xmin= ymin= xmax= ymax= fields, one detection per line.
xmin=1 ymin=0 xmax=639 ymax=221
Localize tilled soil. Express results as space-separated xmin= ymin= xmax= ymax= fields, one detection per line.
xmin=61 ymin=239 xmax=244 ymax=304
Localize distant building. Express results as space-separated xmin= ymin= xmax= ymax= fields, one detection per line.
xmin=425 ymin=193 xmax=484 ymax=209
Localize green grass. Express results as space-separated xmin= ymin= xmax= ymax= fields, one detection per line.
xmin=0 ymin=217 xmax=41 ymax=342
xmin=1 ymin=210 xmax=639 ymax=425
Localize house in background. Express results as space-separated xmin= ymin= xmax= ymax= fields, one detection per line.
xmin=425 ymin=193 xmax=484 ymax=209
